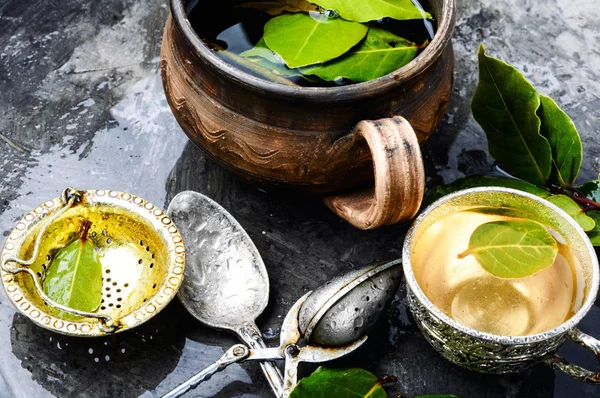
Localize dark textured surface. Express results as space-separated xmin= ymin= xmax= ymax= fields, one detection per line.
xmin=1 ymin=0 xmax=599 ymax=397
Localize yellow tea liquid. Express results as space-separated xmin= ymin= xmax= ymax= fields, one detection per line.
xmin=412 ymin=210 xmax=585 ymax=336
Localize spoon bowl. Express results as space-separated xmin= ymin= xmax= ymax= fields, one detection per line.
xmin=167 ymin=191 xmax=268 ymax=330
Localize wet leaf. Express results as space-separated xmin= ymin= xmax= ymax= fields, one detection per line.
xmin=423 ymin=176 xmax=550 ymax=207
xmin=241 ymin=38 xmax=302 ymax=77
xmin=263 ymin=12 xmax=368 ymax=68
xmin=577 ymin=178 xmax=600 ymax=202
xmin=471 ymin=45 xmax=552 ymax=185
xmin=308 ymin=0 xmax=431 ymax=22
xmin=299 ymin=27 xmax=420 ymax=82
xmin=546 ymin=195 xmax=595 ymax=231
xmin=538 ymin=95 xmax=582 ymax=185
xmin=586 ymin=211 xmax=600 ymax=246
xmin=236 ymin=0 xmax=319 ymax=16
xmin=459 ymin=220 xmax=558 ymax=279
xmin=44 ymin=223 xmax=103 ymax=312
xmin=290 ymin=367 xmax=387 ymax=398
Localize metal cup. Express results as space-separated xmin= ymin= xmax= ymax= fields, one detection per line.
xmin=402 ymin=187 xmax=600 ymax=383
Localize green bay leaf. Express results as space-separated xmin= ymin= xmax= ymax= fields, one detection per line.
xmin=586 ymin=211 xmax=600 ymax=246
xmin=546 ymin=194 xmax=595 ymax=231
xmin=538 ymin=95 xmax=582 ymax=185
xmin=299 ymin=27 xmax=419 ymax=83
xmin=240 ymin=38 xmax=302 ymax=78
xmin=423 ymin=176 xmax=550 ymax=208
xmin=471 ymin=45 xmax=552 ymax=185
xmin=263 ymin=13 xmax=368 ymax=68
xmin=308 ymin=0 xmax=431 ymax=22
xmin=460 ymin=220 xmax=558 ymax=279
xmin=290 ymin=367 xmax=387 ymax=398
xmin=44 ymin=229 xmax=103 ymax=312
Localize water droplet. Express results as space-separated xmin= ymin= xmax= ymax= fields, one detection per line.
xmin=227 ymin=257 xmax=235 ymax=272
xmin=324 ymin=9 xmax=339 ymax=18
xmin=354 ymin=316 xmax=364 ymax=328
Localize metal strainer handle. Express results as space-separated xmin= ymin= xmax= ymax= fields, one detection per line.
xmin=1 ymin=188 xmax=117 ymax=333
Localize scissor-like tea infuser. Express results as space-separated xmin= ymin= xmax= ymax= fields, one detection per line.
xmin=163 ymin=292 xmax=367 ymax=398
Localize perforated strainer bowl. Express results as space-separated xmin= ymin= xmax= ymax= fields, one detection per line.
xmin=1 ymin=188 xmax=185 ymax=337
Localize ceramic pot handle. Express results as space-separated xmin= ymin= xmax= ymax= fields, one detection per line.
xmin=323 ymin=116 xmax=425 ymax=230
xmin=544 ymin=328 xmax=600 ymax=384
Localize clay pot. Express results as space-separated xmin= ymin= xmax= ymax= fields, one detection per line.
xmin=160 ymin=0 xmax=456 ymax=229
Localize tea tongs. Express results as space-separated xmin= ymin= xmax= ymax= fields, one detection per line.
xmin=162 ymin=292 xmax=367 ymax=398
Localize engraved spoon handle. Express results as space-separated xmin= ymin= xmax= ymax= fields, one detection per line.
xmin=239 ymin=323 xmax=285 ymax=397
xmin=161 ymin=344 xmax=249 ymax=398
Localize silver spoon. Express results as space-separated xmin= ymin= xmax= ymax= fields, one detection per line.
xmin=166 ymin=191 xmax=284 ymax=397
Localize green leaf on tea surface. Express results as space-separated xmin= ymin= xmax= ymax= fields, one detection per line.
xmin=235 ymin=0 xmax=319 ymax=16
xmin=299 ymin=27 xmax=420 ymax=83
xmin=240 ymin=38 xmax=302 ymax=77
xmin=459 ymin=220 xmax=558 ymax=279
xmin=471 ymin=45 xmax=552 ymax=185
xmin=577 ymin=178 xmax=600 ymax=202
xmin=586 ymin=211 xmax=600 ymax=246
xmin=308 ymin=0 xmax=431 ymax=22
xmin=263 ymin=12 xmax=368 ymax=68
xmin=546 ymin=195 xmax=595 ymax=231
xmin=289 ymin=367 xmax=388 ymax=398
xmin=423 ymin=176 xmax=550 ymax=207
xmin=538 ymin=95 xmax=582 ymax=185
xmin=44 ymin=223 xmax=103 ymax=312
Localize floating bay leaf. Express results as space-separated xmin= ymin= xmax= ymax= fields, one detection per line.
xmin=241 ymin=38 xmax=302 ymax=77
xmin=471 ymin=45 xmax=552 ymax=185
xmin=546 ymin=195 xmax=595 ymax=232
xmin=300 ymin=27 xmax=419 ymax=82
xmin=236 ymin=0 xmax=319 ymax=16
xmin=290 ymin=367 xmax=387 ymax=398
xmin=44 ymin=223 xmax=103 ymax=312
xmin=459 ymin=220 xmax=558 ymax=279
xmin=423 ymin=176 xmax=551 ymax=207
xmin=538 ymin=95 xmax=582 ymax=185
xmin=308 ymin=0 xmax=431 ymax=22
xmin=263 ymin=13 xmax=368 ymax=68
xmin=586 ymin=211 xmax=600 ymax=246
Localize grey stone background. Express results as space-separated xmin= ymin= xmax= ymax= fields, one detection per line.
xmin=0 ymin=0 xmax=599 ymax=397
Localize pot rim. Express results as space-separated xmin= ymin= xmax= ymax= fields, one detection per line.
xmin=402 ymin=186 xmax=600 ymax=344
xmin=169 ymin=0 xmax=456 ymax=102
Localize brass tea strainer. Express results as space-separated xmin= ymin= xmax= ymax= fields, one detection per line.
xmin=1 ymin=188 xmax=185 ymax=337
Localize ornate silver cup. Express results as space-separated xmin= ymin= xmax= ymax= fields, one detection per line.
xmin=402 ymin=187 xmax=600 ymax=383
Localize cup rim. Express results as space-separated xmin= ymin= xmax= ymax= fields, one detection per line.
xmin=169 ymin=0 xmax=456 ymax=102
xmin=402 ymin=186 xmax=600 ymax=344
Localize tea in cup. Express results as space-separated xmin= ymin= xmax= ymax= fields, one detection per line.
xmin=402 ymin=187 xmax=600 ymax=383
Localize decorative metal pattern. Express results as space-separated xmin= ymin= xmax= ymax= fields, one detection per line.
xmin=1 ymin=189 xmax=185 ymax=337
xmin=407 ymin=289 xmax=565 ymax=373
